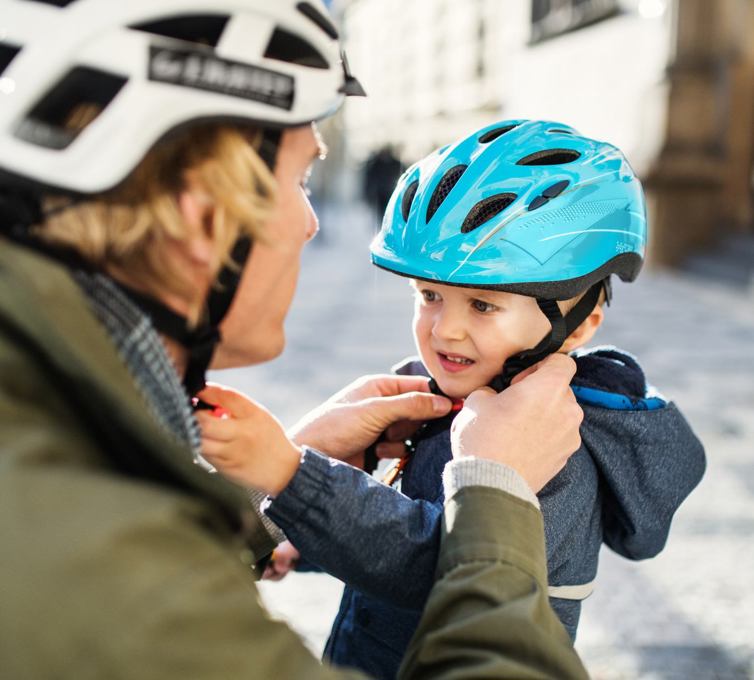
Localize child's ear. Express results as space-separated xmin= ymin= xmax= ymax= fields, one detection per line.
xmin=561 ymin=304 xmax=605 ymax=353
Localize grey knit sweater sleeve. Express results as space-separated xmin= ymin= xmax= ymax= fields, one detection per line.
xmin=443 ymin=458 xmax=540 ymax=507
xmin=248 ymin=488 xmax=287 ymax=545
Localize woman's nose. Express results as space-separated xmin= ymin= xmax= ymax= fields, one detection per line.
xmin=304 ymin=204 xmax=319 ymax=242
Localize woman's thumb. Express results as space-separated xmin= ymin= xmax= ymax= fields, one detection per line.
xmin=374 ymin=391 xmax=451 ymax=426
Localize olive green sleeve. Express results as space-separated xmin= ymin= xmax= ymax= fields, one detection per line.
xmin=103 ymin=489 xmax=585 ymax=680
xmin=86 ymin=510 xmax=369 ymax=680
xmin=399 ymin=487 xmax=589 ymax=680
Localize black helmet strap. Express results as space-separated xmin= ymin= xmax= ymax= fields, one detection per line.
xmin=488 ymin=280 xmax=607 ymax=392
xmin=104 ymin=279 xmax=220 ymax=397
xmin=0 ymin=187 xmax=43 ymax=234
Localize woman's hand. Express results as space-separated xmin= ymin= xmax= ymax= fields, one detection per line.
xmin=196 ymin=375 xmax=451 ymax=493
xmin=451 ymin=354 xmax=583 ymax=493
xmin=196 ymin=384 xmax=302 ymax=496
xmin=288 ymin=374 xmax=452 ymax=468
xmin=262 ymin=541 xmax=301 ymax=581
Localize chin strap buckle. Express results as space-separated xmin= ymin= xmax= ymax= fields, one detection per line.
xmin=368 ymin=378 xmax=464 ymax=483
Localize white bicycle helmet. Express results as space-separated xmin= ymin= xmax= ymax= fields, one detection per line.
xmin=0 ymin=0 xmax=363 ymax=193
xmin=0 ymin=0 xmax=364 ymax=394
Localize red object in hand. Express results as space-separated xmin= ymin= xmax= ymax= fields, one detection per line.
xmin=192 ymin=397 xmax=230 ymax=418
xmin=450 ymin=399 xmax=465 ymax=412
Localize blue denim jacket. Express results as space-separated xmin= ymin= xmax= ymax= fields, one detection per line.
xmin=268 ymin=348 xmax=706 ymax=680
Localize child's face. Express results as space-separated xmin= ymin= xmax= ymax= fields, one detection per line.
xmin=411 ymin=280 xmax=552 ymax=399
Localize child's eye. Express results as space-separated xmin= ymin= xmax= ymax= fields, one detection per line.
xmin=420 ymin=289 xmax=439 ymax=303
xmin=472 ymin=299 xmax=498 ymax=313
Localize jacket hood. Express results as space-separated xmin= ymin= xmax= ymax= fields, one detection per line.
xmin=572 ymin=347 xmax=705 ymax=560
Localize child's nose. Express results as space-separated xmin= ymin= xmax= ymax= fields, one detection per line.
xmin=432 ymin=309 xmax=465 ymax=342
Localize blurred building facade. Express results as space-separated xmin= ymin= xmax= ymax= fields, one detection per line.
xmin=330 ymin=0 xmax=754 ymax=278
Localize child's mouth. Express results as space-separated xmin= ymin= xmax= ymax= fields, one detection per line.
xmin=437 ymin=352 xmax=475 ymax=373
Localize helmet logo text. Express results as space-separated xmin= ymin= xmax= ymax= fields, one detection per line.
xmin=149 ymin=46 xmax=294 ymax=110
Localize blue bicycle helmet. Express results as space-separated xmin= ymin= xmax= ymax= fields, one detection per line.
xmin=371 ymin=119 xmax=647 ymax=390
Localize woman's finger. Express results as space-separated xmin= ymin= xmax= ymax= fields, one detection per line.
xmin=196 ymin=412 xmax=237 ymax=442
xmin=197 ymin=383 xmax=259 ymax=415
xmin=342 ymin=374 xmax=434 ymax=401
xmin=509 ymin=363 xmax=539 ymax=386
xmin=200 ymin=438 xmax=232 ymax=459
xmin=376 ymin=441 xmax=407 ymax=459
xmin=385 ymin=420 xmax=421 ymax=442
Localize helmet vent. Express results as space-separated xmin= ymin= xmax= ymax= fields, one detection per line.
xmin=0 ymin=43 xmax=21 ymax=77
xmin=426 ymin=165 xmax=467 ymax=222
xmin=478 ymin=125 xmax=518 ymax=144
xmin=542 ymin=179 xmax=570 ymax=198
xmin=548 ymin=128 xmax=574 ymax=135
xmin=297 ymin=2 xmax=339 ymax=40
xmin=15 ymin=66 xmax=127 ymax=150
xmin=401 ymin=180 xmax=419 ymax=221
xmin=130 ymin=15 xmax=230 ymax=48
xmin=461 ymin=193 xmax=517 ymax=233
xmin=517 ymin=149 xmax=581 ymax=166
xmin=265 ymin=28 xmax=329 ymax=69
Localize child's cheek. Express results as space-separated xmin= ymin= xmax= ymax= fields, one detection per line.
xmin=413 ymin=317 xmax=433 ymax=359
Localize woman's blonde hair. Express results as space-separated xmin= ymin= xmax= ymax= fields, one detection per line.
xmin=36 ymin=122 xmax=277 ymax=325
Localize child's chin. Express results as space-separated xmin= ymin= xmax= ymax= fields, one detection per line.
xmin=434 ymin=376 xmax=480 ymax=400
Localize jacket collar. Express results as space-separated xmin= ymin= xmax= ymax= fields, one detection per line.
xmin=0 ymin=238 xmax=259 ymax=537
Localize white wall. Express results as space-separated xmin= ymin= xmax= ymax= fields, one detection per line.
xmin=502 ymin=3 xmax=673 ymax=173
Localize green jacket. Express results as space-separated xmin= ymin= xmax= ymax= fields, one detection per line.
xmin=0 ymin=239 xmax=588 ymax=679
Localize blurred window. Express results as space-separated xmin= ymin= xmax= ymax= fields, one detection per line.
xmin=530 ymin=0 xmax=620 ymax=44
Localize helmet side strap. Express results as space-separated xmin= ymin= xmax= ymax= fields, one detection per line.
xmin=489 ymin=281 xmax=604 ymax=392
xmin=562 ymin=280 xmax=604 ymax=337
xmin=0 ymin=187 xmax=43 ymax=236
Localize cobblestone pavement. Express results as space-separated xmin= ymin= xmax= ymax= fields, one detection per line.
xmin=211 ymin=203 xmax=754 ymax=679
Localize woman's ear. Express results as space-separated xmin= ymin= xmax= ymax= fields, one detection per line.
xmin=176 ymin=181 xmax=216 ymax=267
xmin=561 ymin=303 xmax=605 ymax=353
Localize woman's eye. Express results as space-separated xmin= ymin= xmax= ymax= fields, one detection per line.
xmin=300 ymin=168 xmax=313 ymax=196
xmin=472 ymin=299 xmax=497 ymax=313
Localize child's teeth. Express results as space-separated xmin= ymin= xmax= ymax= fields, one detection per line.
xmin=447 ymin=355 xmax=471 ymax=364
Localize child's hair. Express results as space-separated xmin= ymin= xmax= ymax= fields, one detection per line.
xmin=35 ymin=121 xmax=276 ymax=325
xmin=560 ymin=286 xmax=607 ymax=314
